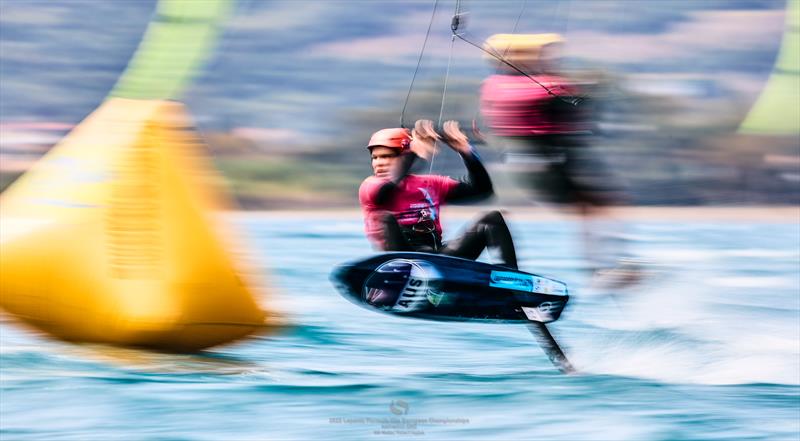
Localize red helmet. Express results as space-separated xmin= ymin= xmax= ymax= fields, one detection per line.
xmin=367 ymin=128 xmax=411 ymax=150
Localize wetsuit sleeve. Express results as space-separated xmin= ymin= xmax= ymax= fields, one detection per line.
xmin=444 ymin=147 xmax=493 ymax=202
xmin=359 ymin=177 xmax=393 ymax=250
xmin=372 ymin=152 xmax=417 ymax=205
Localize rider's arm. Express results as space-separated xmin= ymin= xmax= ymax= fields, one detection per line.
xmin=445 ymin=147 xmax=493 ymax=202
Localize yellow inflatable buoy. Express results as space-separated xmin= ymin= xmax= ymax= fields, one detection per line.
xmin=0 ymin=98 xmax=276 ymax=351
xmin=0 ymin=0 xmax=284 ymax=351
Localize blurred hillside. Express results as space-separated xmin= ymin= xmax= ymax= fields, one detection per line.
xmin=1 ymin=0 xmax=797 ymax=208
xmin=200 ymin=76 xmax=800 ymax=208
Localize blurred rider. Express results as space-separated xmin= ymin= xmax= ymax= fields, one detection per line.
xmin=480 ymin=34 xmax=642 ymax=286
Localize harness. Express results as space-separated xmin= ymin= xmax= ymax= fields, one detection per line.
xmin=400 ymin=208 xmax=442 ymax=251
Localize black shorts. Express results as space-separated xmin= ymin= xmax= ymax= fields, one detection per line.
xmin=502 ymin=135 xmax=625 ymax=206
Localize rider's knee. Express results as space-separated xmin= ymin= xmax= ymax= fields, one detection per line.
xmin=480 ymin=210 xmax=507 ymax=226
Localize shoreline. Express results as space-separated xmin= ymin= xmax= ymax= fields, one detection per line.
xmin=229 ymin=205 xmax=800 ymax=223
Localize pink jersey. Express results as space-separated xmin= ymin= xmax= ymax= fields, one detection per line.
xmin=480 ymin=74 xmax=583 ymax=136
xmin=359 ymin=174 xmax=459 ymax=249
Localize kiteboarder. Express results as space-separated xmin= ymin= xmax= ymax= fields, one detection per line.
xmin=359 ymin=119 xmax=517 ymax=270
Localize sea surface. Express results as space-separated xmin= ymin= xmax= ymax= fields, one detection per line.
xmin=2 ymin=213 xmax=799 ymax=441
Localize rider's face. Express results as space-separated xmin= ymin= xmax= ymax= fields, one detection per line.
xmin=370 ymin=147 xmax=400 ymax=178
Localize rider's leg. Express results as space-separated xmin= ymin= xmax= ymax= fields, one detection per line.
xmin=440 ymin=210 xmax=518 ymax=270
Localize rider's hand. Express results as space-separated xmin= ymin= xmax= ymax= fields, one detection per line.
xmin=410 ymin=119 xmax=438 ymax=161
xmin=440 ymin=120 xmax=471 ymax=155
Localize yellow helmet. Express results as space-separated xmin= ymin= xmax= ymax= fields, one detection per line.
xmin=483 ymin=33 xmax=564 ymax=62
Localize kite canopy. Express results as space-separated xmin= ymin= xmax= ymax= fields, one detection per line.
xmin=739 ymin=0 xmax=800 ymax=135
xmin=110 ymin=0 xmax=234 ymax=101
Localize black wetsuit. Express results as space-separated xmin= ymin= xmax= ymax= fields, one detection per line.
xmin=367 ymin=148 xmax=518 ymax=270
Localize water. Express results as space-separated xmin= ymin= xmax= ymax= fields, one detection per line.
xmin=2 ymin=214 xmax=799 ymax=440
